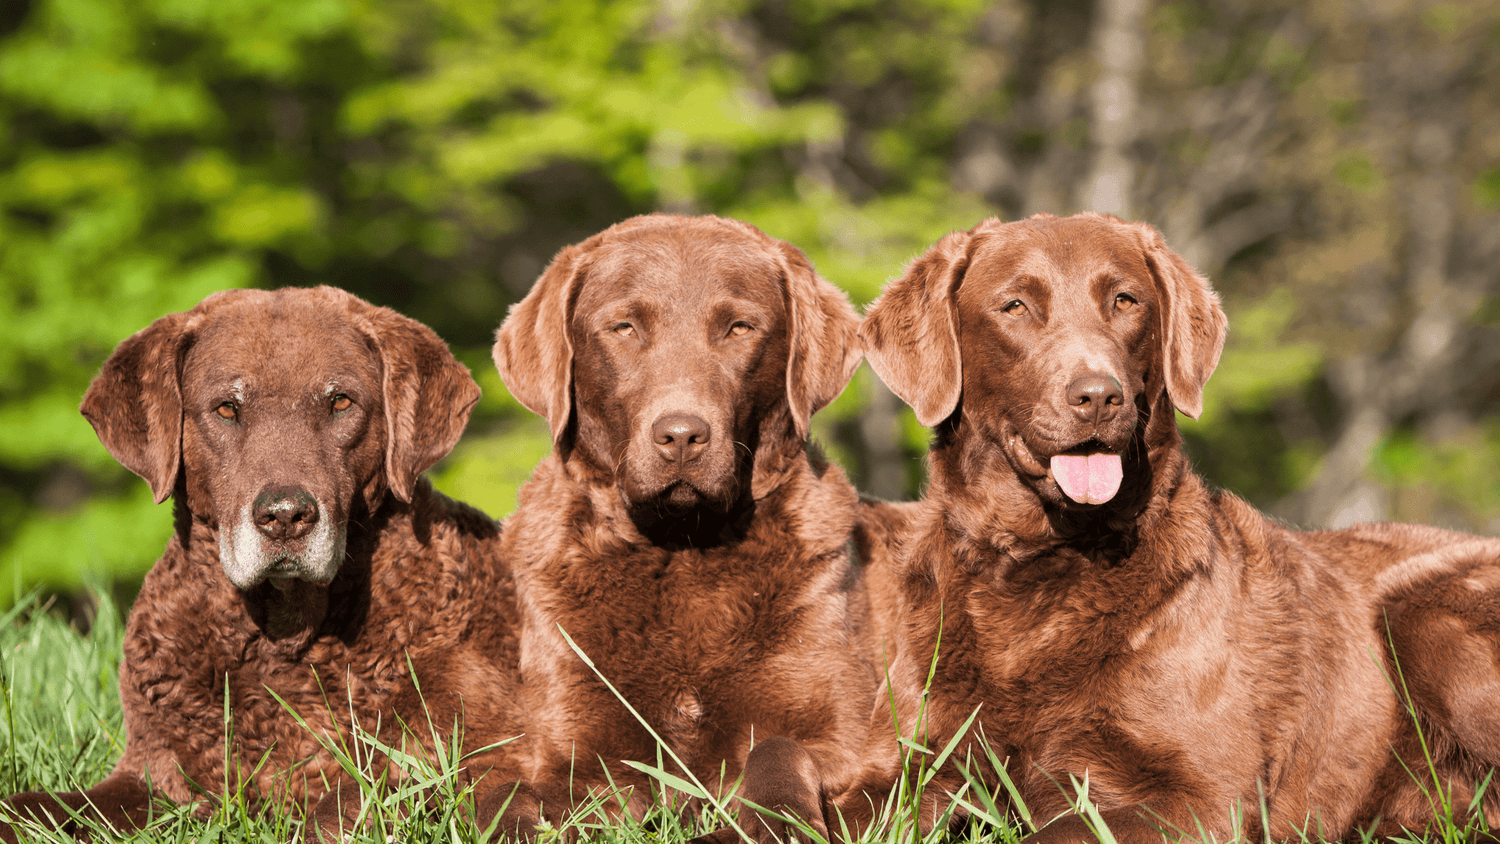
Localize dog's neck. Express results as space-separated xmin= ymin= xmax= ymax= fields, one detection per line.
xmin=626 ymin=496 xmax=757 ymax=549
xmin=245 ymin=579 xmax=330 ymax=651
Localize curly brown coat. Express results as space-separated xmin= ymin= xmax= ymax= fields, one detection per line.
xmin=1 ymin=287 xmax=526 ymax=842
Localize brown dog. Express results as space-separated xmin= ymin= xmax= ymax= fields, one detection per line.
xmin=0 ymin=287 xmax=526 ymax=842
xmin=857 ymin=213 xmax=1500 ymax=843
xmin=484 ymin=214 xmax=884 ymax=842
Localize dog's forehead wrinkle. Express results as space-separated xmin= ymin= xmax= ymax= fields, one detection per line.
xmin=585 ymin=235 xmax=783 ymax=304
xmin=711 ymin=293 xmax=778 ymax=320
xmin=576 ymin=277 xmax=670 ymax=329
xmin=199 ymin=310 xmax=369 ymax=359
xmin=182 ymin=355 xmax=254 ymax=395
xmin=588 ymin=233 xmax=712 ymax=282
xmin=188 ymin=334 xmax=374 ymax=400
xmin=971 ymin=233 xmax=1143 ymax=300
xmin=301 ymin=369 xmax=375 ymax=401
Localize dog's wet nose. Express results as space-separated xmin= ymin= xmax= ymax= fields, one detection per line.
xmin=652 ymin=414 xmax=711 ymax=464
xmin=1065 ymin=373 xmax=1125 ymax=424
xmin=253 ymin=486 xmax=320 ymax=541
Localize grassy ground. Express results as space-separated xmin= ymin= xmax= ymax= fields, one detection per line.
xmin=0 ymin=591 xmax=955 ymax=844
xmin=0 ymin=593 xmax=1488 ymax=843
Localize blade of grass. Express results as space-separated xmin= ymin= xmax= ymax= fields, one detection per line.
xmin=555 ymin=623 xmax=755 ymax=844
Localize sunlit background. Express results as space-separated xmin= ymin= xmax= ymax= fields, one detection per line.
xmin=2 ymin=0 xmax=1498 ymax=611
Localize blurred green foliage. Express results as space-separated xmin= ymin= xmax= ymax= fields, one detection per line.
xmin=2 ymin=0 xmax=1498 ymax=605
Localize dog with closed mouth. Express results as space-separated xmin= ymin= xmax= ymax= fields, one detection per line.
xmin=482 ymin=214 xmax=887 ymax=843
xmin=0 ymin=287 xmax=526 ymax=843
xmin=858 ymin=212 xmax=1500 ymax=843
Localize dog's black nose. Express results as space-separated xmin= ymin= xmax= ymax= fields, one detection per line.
xmin=652 ymin=414 xmax=711 ymax=464
xmin=253 ymin=486 xmax=320 ymax=540
xmin=1065 ymin=373 xmax=1125 ymax=424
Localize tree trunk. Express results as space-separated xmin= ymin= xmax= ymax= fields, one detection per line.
xmin=1299 ymin=120 xmax=1473 ymax=528
xmin=1080 ymin=0 xmax=1148 ymax=217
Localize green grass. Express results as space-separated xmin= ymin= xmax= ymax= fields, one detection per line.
xmin=0 ymin=592 xmax=125 ymax=802
xmin=0 ymin=594 xmax=1491 ymax=843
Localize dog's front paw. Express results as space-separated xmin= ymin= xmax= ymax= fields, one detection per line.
xmin=0 ymin=791 xmax=85 ymax=843
xmin=732 ymin=736 xmax=831 ymax=844
xmin=304 ymin=784 xmax=361 ymax=844
xmin=474 ymin=779 xmax=556 ymax=842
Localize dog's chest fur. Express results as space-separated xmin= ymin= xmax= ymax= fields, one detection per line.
xmin=118 ymin=483 xmax=516 ymax=805
xmin=894 ymin=477 xmax=1399 ymax=823
xmin=507 ymin=455 xmax=865 ymax=778
xmin=905 ymin=518 xmax=1203 ymax=728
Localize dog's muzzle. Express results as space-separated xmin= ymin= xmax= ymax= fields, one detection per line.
xmin=220 ymin=485 xmax=346 ymax=589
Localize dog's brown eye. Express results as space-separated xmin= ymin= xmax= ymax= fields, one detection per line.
xmin=1115 ymin=293 xmax=1137 ymax=311
xmin=612 ymin=323 xmax=635 ymax=338
xmin=1003 ymin=300 xmax=1027 ymax=316
xmin=729 ymin=322 xmax=753 ymax=337
xmin=331 ymin=394 xmax=352 ymax=413
xmin=215 ymin=402 xmax=237 ymax=420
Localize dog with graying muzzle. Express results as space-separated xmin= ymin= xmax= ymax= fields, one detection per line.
xmin=858 ymin=213 xmax=1500 ymax=843
xmin=0 ymin=287 xmax=528 ymax=843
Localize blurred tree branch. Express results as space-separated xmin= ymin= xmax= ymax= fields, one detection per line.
xmin=3 ymin=0 xmax=1500 ymax=605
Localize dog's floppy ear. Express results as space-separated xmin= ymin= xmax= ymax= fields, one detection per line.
xmin=493 ymin=242 xmax=588 ymax=446
xmin=352 ymin=294 xmax=481 ymax=502
xmin=776 ymin=240 xmax=862 ymax=440
xmin=81 ymin=311 xmax=193 ymax=504
xmin=858 ymin=229 xmax=970 ymax=427
xmin=1135 ymin=223 xmax=1227 ymax=419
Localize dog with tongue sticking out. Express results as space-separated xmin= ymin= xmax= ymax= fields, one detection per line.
xmin=854 ymin=213 xmax=1500 ymax=844
xmin=860 ymin=212 xmax=1184 ymax=596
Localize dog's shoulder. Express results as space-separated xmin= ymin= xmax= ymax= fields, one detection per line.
xmin=762 ymin=459 xmax=863 ymax=563
xmin=381 ymin=478 xmax=504 ymax=573
xmin=1201 ymin=484 xmax=1360 ymax=589
xmin=122 ymin=526 xmax=255 ymax=676
xmin=502 ymin=454 xmax=615 ymax=565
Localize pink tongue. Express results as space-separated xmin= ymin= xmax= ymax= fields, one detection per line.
xmin=1051 ymin=453 xmax=1123 ymax=505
